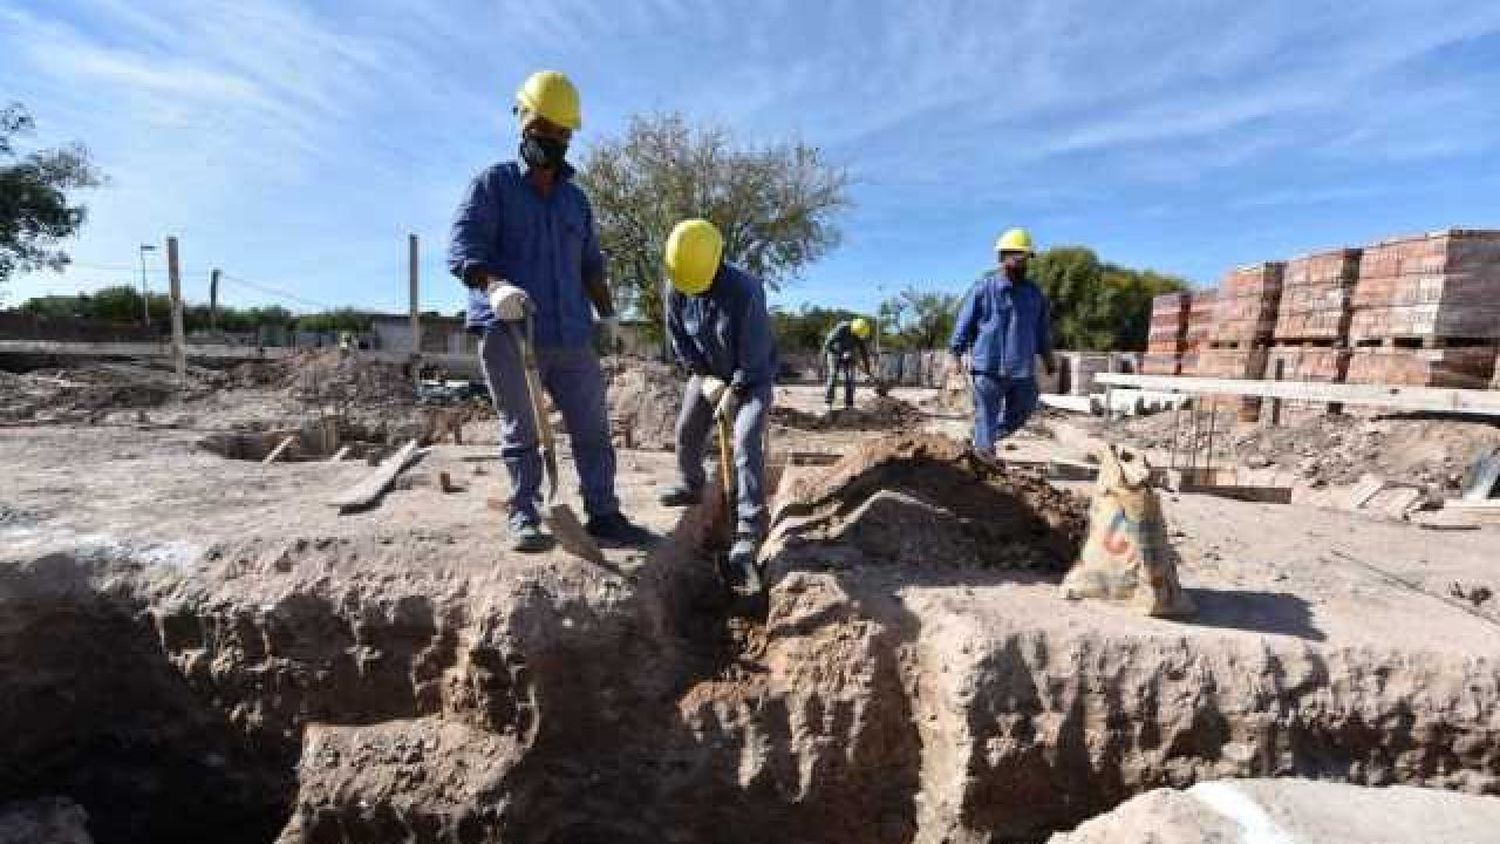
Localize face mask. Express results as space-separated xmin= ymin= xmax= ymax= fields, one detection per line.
xmin=520 ymin=134 xmax=569 ymax=171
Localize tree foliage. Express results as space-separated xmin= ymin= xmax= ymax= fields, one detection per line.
xmin=578 ymin=113 xmax=851 ymax=340
xmin=876 ymin=285 xmax=960 ymax=351
xmin=1028 ymin=247 xmax=1189 ymax=350
xmin=770 ymin=304 xmax=861 ymax=353
xmin=18 ymin=285 xmax=366 ymax=334
xmin=0 ymin=103 xmax=104 ymax=289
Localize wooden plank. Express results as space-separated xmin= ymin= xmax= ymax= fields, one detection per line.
xmin=327 ymin=439 xmax=420 ymax=513
xmin=261 ymin=435 xmax=296 ymax=464
xmin=327 ymin=445 xmax=352 ymax=463
xmin=1095 ymin=373 xmax=1500 ymax=417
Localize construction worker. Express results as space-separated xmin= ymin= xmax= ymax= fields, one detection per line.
xmin=948 ymin=227 xmax=1056 ymax=452
xmin=823 ymin=317 xmax=874 ymax=410
xmin=656 ymin=219 xmax=778 ymax=593
xmin=447 ymin=70 xmax=642 ymax=552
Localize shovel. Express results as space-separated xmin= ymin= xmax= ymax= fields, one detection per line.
xmin=511 ymin=316 xmax=606 ymax=566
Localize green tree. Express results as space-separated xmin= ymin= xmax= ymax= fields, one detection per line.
xmin=0 ymin=103 xmax=104 ymax=294
xmin=770 ymin=303 xmax=860 ymax=353
xmin=578 ymin=112 xmax=851 ymax=341
xmin=876 ymin=285 xmax=959 ymax=351
xmin=1028 ymin=247 xmax=1188 ymax=350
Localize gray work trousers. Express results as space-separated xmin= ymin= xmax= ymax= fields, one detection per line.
xmin=675 ymin=375 xmax=772 ymax=538
xmin=478 ymin=326 xmax=619 ymax=523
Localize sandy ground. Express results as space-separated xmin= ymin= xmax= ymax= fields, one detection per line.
xmin=5 ymin=382 xmax=1496 ymax=645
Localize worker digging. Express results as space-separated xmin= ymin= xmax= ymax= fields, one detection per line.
xmin=822 ymin=315 xmax=875 ymax=412
xmin=949 ymin=227 xmax=1058 ymax=456
xmin=447 ymin=70 xmax=647 ymax=554
xmin=657 ymin=218 xmax=779 ymax=595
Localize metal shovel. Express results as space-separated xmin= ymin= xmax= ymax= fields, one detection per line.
xmin=511 ymin=316 xmax=606 ymax=566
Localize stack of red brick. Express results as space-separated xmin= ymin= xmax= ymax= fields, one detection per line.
xmin=1275 ymin=248 xmax=1359 ymax=343
xmin=1143 ymin=292 xmax=1190 ymax=375
xmin=1196 ymin=263 xmax=1282 ymax=385
xmin=1346 ymin=230 xmax=1500 ymax=388
xmin=1180 ymin=289 xmax=1216 ymax=375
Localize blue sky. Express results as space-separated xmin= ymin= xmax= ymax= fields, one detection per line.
xmin=4 ymin=0 xmax=1499 ymax=317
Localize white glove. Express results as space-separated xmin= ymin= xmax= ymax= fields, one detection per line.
xmin=486 ymin=280 xmax=532 ymax=322
xmin=714 ymin=386 xmax=740 ymax=421
xmin=700 ymin=375 xmax=727 ymax=405
xmin=597 ymin=315 xmax=619 ymax=348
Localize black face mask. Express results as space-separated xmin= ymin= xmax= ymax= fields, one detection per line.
xmin=520 ymin=134 xmax=569 ymax=171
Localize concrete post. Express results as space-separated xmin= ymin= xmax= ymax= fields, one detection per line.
xmin=166 ymin=236 xmax=186 ymax=385
xmin=409 ymin=233 xmax=421 ymax=381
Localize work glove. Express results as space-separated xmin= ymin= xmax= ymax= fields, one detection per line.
xmin=714 ymin=385 xmax=741 ymax=421
xmin=486 ymin=280 xmax=533 ymax=322
xmin=700 ymin=375 xmax=728 ymax=405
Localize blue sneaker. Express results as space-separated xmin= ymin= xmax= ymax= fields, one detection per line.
xmin=727 ymin=535 xmax=763 ymax=595
xmin=508 ymin=514 xmax=548 ymax=553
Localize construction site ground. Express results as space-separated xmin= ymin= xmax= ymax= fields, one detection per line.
xmin=3 ymin=356 xmax=1499 ymax=842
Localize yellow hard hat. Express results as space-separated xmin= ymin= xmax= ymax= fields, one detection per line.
xmin=516 ymin=70 xmax=581 ymax=130
xmin=851 ymin=317 xmax=872 ymax=339
xmin=995 ymin=228 xmax=1036 ymax=255
xmin=665 ymin=219 xmax=724 ymax=296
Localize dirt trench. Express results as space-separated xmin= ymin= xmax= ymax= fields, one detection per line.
xmin=4 ymin=434 xmax=1500 ymax=843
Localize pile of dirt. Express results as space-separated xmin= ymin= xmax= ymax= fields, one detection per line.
xmin=0 ymin=362 xmax=221 ymax=424
xmin=277 ymin=350 xmax=414 ymax=407
xmin=770 ymin=396 xmax=926 ymax=432
xmin=774 ymin=432 xmax=1087 ymax=570
xmin=602 ymin=355 xmax=683 ymax=450
xmin=1104 ymin=410 xmax=1500 ymax=490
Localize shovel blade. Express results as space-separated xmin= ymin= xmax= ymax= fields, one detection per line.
xmin=545 ymin=501 xmax=606 ymax=567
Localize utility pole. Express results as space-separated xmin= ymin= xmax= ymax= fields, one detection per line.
xmin=138 ymin=243 xmax=157 ymax=327
xmin=209 ymin=269 xmax=221 ymax=333
xmin=166 ymin=236 xmax=186 ymax=384
xmin=408 ymin=233 xmax=421 ymax=382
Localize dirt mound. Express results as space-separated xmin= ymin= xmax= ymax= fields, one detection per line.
xmin=602 ymin=356 xmax=683 ymax=450
xmin=278 ymin=350 xmax=414 ymax=407
xmin=0 ymin=362 xmax=221 ymax=424
xmin=774 ymin=433 xmax=1087 ymax=570
xmin=1105 ymin=409 xmax=1500 ymax=490
xmin=770 ymin=396 xmax=926 ymax=432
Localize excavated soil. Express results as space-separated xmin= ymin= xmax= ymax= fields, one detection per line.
xmin=602 ymin=355 xmax=683 ymax=450
xmin=770 ymin=396 xmax=927 ymax=432
xmin=1100 ymin=408 xmax=1500 ymax=491
xmin=4 ymin=419 xmax=1500 ymax=842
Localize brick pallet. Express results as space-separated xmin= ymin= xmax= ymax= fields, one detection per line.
xmin=1180 ymin=289 xmax=1218 ymax=375
xmin=1349 ymin=229 xmax=1500 ymax=344
xmin=1274 ymin=248 xmax=1360 ymax=343
xmin=1345 ymin=347 xmax=1498 ymax=389
xmin=1195 ymin=347 xmax=1269 ymax=420
xmin=1209 ymin=264 xmax=1283 ymax=349
xmin=1260 ymin=345 xmax=1353 ymax=423
xmin=1141 ymin=353 xmax=1181 ymax=376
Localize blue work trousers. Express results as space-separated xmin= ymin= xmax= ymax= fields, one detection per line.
xmin=675 ymin=375 xmax=772 ymax=538
xmin=971 ymin=373 xmax=1039 ymax=450
xmin=479 ymin=326 xmax=619 ymax=523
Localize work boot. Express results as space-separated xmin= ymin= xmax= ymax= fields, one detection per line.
xmin=726 ymin=535 xmax=763 ymax=596
xmin=586 ymin=510 xmax=652 ymax=547
xmin=658 ymin=484 xmax=701 ymax=508
xmin=508 ymin=514 xmax=548 ymax=553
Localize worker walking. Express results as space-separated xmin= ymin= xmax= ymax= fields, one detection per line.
xmin=447 ymin=70 xmax=643 ymax=552
xmin=822 ymin=317 xmax=874 ymax=410
xmin=656 ymin=219 xmax=778 ymax=593
xmin=948 ymin=228 xmax=1057 ymax=452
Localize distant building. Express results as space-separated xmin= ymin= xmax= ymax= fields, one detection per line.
xmin=369 ymin=314 xmax=476 ymax=356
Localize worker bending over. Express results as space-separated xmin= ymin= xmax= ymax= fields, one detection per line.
xmin=948 ymin=227 xmax=1056 ymax=452
xmin=447 ymin=70 xmax=643 ymax=552
xmin=657 ymin=219 xmax=779 ymax=592
xmin=823 ymin=317 xmax=873 ymax=410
